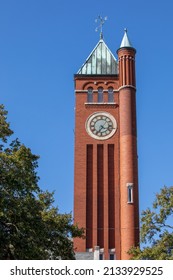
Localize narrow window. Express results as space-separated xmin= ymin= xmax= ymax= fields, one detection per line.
xmin=99 ymin=254 xmax=104 ymax=260
xmin=98 ymin=87 xmax=103 ymax=103
xmin=127 ymin=183 xmax=133 ymax=203
xmin=97 ymin=144 xmax=104 ymax=248
xmin=110 ymin=254 xmax=115 ymax=260
xmin=108 ymin=87 xmax=114 ymax=103
xmin=87 ymin=87 xmax=93 ymax=103
xmin=86 ymin=145 xmax=93 ymax=249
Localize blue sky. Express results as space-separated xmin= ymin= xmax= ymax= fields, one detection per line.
xmin=0 ymin=0 xmax=173 ymax=217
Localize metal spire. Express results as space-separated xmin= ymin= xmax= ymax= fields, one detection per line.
xmin=120 ymin=28 xmax=133 ymax=48
xmin=95 ymin=16 xmax=107 ymax=39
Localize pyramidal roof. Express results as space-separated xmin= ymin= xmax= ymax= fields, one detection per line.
xmin=77 ymin=39 xmax=118 ymax=75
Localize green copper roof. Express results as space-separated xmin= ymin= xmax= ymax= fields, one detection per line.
xmin=77 ymin=39 xmax=118 ymax=75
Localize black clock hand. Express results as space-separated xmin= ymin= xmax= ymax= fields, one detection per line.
xmin=101 ymin=120 xmax=109 ymax=129
xmin=101 ymin=121 xmax=109 ymax=130
xmin=98 ymin=125 xmax=104 ymax=132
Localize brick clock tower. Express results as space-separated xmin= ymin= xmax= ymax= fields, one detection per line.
xmin=74 ymin=29 xmax=139 ymax=260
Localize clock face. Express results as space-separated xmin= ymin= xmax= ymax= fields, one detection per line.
xmin=86 ymin=112 xmax=117 ymax=140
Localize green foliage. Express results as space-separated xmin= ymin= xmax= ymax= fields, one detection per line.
xmin=0 ymin=104 xmax=13 ymax=143
xmin=129 ymin=186 xmax=173 ymax=260
xmin=0 ymin=104 xmax=83 ymax=259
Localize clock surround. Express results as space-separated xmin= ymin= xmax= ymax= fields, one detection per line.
xmin=86 ymin=111 xmax=117 ymax=140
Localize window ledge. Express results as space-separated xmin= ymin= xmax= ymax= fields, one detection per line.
xmin=85 ymin=102 xmax=116 ymax=105
xmin=85 ymin=102 xmax=118 ymax=108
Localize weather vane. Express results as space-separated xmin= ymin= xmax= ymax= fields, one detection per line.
xmin=95 ymin=15 xmax=107 ymax=39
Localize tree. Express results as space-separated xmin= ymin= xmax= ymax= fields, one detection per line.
xmin=129 ymin=186 xmax=173 ymax=260
xmin=0 ymin=104 xmax=83 ymax=259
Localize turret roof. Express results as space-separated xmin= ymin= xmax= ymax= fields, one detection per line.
xmin=120 ymin=29 xmax=133 ymax=48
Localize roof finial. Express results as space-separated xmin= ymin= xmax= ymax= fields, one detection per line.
xmin=95 ymin=15 xmax=107 ymax=39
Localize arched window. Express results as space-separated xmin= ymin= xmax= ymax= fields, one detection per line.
xmin=87 ymin=87 xmax=93 ymax=103
xmin=108 ymin=87 xmax=114 ymax=103
xmin=98 ymin=87 xmax=103 ymax=103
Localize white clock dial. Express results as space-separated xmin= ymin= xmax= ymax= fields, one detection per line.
xmin=86 ymin=112 xmax=117 ymax=140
